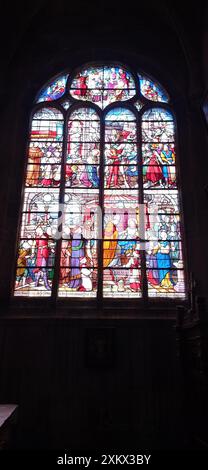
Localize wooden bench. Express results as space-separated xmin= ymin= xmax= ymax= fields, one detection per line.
xmin=0 ymin=405 xmax=18 ymax=450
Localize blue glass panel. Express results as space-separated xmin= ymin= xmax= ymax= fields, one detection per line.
xmin=138 ymin=74 xmax=169 ymax=103
xmin=37 ymin=75 xmax=68 ymax=102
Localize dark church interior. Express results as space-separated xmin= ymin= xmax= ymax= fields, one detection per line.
xmin=0 ymin=0 xmax=208 ymax=456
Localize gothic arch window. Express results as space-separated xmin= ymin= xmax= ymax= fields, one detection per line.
xmin=14 ymin=64 xmax=186 ymax=300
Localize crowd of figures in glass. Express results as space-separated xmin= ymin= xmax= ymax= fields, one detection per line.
xmin=70 ymin=66 xmax=136 ymax=109
xmin=14 ymin=108 xmax=63 ymax=296
xmin=142 ymin=109 xmax=184 ymax=297
xmin=66 ymin=108 xmax=100 ymax=189
xmin=58 ymin=190 xmax=99 ymax=297
xmin=14 ymin=64 xmax=185 ymax=299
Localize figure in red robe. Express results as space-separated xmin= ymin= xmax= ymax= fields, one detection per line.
xmin=34 ymin=227 xmax=51 ymax=290
xmin=106 ymin=147 xmax=123 ymax=187
xmin=146 ymin=151 xmax=163 ymax=184
xmin=73 ymin=75 xmax=88 ymax=97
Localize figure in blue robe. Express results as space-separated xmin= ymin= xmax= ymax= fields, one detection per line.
xmin=161 ymin=147 xmax=174 ymax=184
xmin=156 ymin=240 xmax=172 ymax=283
xmin=87 ymin=165 xmax=99 ymax=187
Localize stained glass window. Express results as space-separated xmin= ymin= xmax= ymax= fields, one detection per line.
xmin=14 ymin=64 xmax=186 ymax=300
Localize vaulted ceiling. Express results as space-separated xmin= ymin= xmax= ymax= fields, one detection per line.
xmin=1 ymin=1 xmax=207 ymax=96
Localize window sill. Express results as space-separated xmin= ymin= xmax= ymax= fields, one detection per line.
xmin=0 ymin=296 xmax=188 ymax=321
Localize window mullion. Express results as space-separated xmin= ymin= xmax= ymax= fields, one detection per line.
xmin=137 ymin=111 xmax=148 ymax=302
xmin=97 ymin=102 xmax=104 ymax=306
xmin=51 ymin=113 xmax=68 ymax=302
